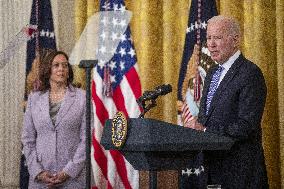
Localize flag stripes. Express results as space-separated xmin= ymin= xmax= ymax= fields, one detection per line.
xmin=91 ymin=70 xmax=140 ymax=188
xmin=91 ymin=1 xmax=141 ymax=187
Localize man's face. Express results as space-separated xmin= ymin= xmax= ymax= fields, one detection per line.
xmin=206 ymin=22 xmax=238 ymax=64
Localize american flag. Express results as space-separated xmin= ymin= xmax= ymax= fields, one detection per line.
xmin=177 ymin=0 xmax=217 ymax=127
xmin=20 ymin=0 xmax=56 ymax=188
xmin=91 ymin=0 xmax=141 ymax=188
xmin=25 ymin=0 xmax=56 ymax=76
xmin=177 ymin=0 xmax=217 ymax=188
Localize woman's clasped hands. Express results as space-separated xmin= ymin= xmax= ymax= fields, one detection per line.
xmin=37 ymin=170 xmax=70 ymax=188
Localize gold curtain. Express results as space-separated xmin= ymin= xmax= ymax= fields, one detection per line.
xmin=73 ymin=0 xmax=100 ymax=89
xmin=74 ymin=0 xmax=283 ymax=188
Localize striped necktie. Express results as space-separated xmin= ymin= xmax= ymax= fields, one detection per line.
xmin=206 ymin=65 xmax=224 ymax=115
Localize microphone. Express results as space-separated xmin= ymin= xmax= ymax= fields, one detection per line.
xmin=137 ymin=84 xmax=172 ymax=103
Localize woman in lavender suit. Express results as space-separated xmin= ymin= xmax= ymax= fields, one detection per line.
xmin=22 ymin=50 xmax=86 ymax=188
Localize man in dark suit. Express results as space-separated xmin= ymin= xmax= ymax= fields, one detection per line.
xmin=189 ymin=15 xmax=269 ymax=188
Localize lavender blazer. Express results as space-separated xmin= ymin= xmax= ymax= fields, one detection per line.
xmin=21 ymin=86 xmax=86 ymax=189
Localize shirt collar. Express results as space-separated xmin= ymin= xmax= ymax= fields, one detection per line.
xmin=219 ymin=50 xmax=241 ymax=71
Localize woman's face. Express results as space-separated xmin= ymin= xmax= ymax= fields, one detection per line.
xmin=50 ymin=54 xmax=69 ymax=85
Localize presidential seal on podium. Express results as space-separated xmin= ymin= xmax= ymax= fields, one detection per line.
xmin=112 ymin=111 xmax=128 ymax=148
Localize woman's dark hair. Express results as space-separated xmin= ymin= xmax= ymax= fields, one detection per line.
xmin=38 ymin=50 xmax=74 ymax=91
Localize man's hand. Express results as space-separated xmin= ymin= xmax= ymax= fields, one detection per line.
xmin=184 ymin=117 xmax=205 ymax=131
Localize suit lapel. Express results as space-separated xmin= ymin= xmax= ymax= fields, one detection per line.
xmin=38 ymin=91 xmax=54 ymax=128
xmin=206 ymin=54 xmax=245 ymax=118
xmin=55 ymin=86 xmax=76 ymax=127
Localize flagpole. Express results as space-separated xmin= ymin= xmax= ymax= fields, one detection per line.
xmin=79 ymin=60 xmax=97 ymax=189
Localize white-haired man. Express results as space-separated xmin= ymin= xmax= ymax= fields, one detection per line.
xmin=189 ymin=15 xmax=269 ymax=188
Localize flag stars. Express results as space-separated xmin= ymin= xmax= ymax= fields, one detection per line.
xmin=40 ymin=29 xmax=46 ymax=37
xmin=119 ymin=47 xmax=126 ymax=57
xmin=95 ymin=2 xmax=138 ymax=88
xmin=186 ymin=27 xmax=191 ymax=33
xmin=194 ymin=21 xmax=199 ymax=29
xmin=195 ymin=168 xmax=201 ymax=176
xmin=190 ymin=23 xmax=195 ymax=31
xmin=102 ymin=2 xmax=111 ymax=10
xmin=112 ymin=18 xmax=119 ymax=26
xmin=181 ymin=166 xmax=204 ymax=176
xmin=109 ymin=61 xmax=117 ymax=70
xmin=45 ymin=30 xmax=50 ymax=37
xmin=39 ymin=29 xmax=55 ymax=38
xmin=100 ymin=31 xmax=107 ymax=41
xmin=188 ymin=21 xmax=207 ymax=33
xmin=111 ymin=32 xmax=118 ymax=41
xmin=120 ymin=34 xmax=127 ymax=42
xmin=101 ymin=17 xmax=109 ymax=26
xmin=113 ymin=4 xmax=119 ymax=11
xmin=119 ymin=19 xmax=127 ymax=28
xmin=120 ymin=61 xmax=125 ymax=70
xmin=128 ymin=48 xmax=136 ymax=57
xmin=182 ymin=168 xmax=192 ymax=176
xmin=110 ymin=74 xmax=116 ymax=83
xmin=98 ymin=60 xmax=106 ymax=69
xmin=113 ymin=3 xmax=126 ymax=12
xmin=201 ymin=21 xmax=207 ymax=29
xmin=49 ymin=32 xmax=55 ymax=38
xmin=99 ymin=45 xmax=107 ymax=54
